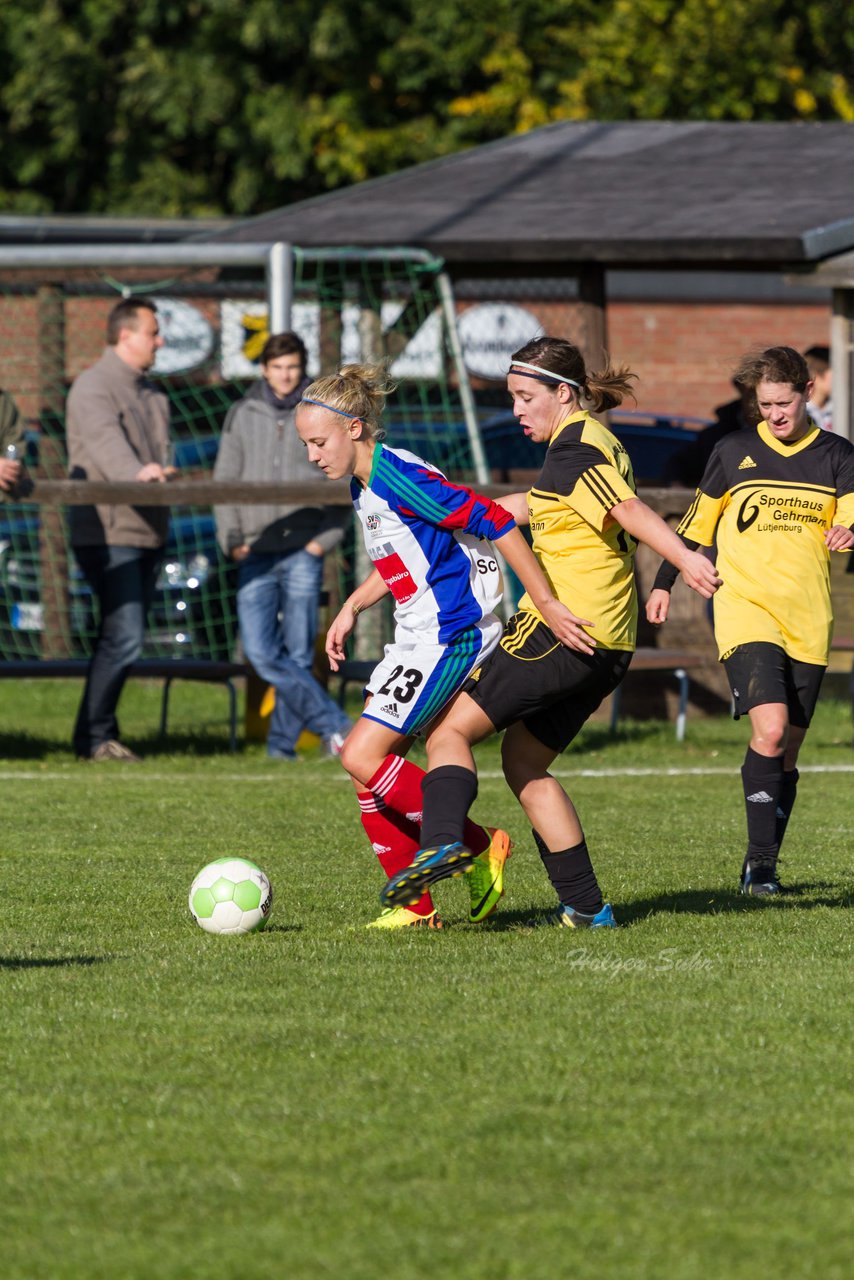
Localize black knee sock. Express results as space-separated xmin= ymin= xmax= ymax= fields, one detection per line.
xmin=421 ymin=765 xmax=478 ymax=849
xmin=531 ymin=828 xmax=550 ymax=859
xmin=741 ymin=747 xmax=784 ymax=861
xmin=776 ymin=768 xmax=799 ymax=853
xmin=534 ymin=829 xmax=603 ymax=915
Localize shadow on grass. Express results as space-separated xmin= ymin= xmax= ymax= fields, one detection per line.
xmin=0 ymin=954 xmax=114 ymax=970
xmin=132 ymin=731 xmax=238 ymax=759
xmin=482 ymin=880 xmax=850 ymax=930
xmin=568 ymin=721 xmax=666 ymax=753
xmin=0 ymin=730 xmax=237 ymax=762
xmin=0 ymin=732 xmax=70 ymax=761
xmin=616 ymin=882 xmax=850 ymax=924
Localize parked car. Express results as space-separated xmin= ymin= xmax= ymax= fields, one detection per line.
xmin=0 ymin=506 xmax=236 ymax=662
xmin=0 ymin=429 xmax=239 ymax=661
xmin=384 ymin=405 xmax=711 ymax=486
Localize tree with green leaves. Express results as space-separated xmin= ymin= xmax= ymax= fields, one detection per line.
xmin=0 ymin=0 xmax=851 ymax=218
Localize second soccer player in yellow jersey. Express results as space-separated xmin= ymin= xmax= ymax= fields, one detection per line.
xmin=648 ymin=345 xmax=854 ymax=895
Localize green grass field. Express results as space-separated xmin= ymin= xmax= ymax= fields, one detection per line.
xmin=1 ymin=681 xmax=851 ymax=1280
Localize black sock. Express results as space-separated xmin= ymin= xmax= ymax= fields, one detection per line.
xmin=776 ymin=768 xmax=799 ymax=853
xmin=536 ymin=833 xmax=603 ymax=916
xmin=421 ymin=765 xmax=477 ymax=849
xmin=531 ymin=828 xmax=550 ymax=859
xmin=741 ymin=747 xmax=784 ymax=862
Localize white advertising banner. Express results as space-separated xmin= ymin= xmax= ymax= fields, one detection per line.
xmin=220 ymin=301 xmax=443 ymax=380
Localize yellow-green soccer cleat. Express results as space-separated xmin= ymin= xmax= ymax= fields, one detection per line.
xmin=468 ymin=828 xmax=512 ymax=923
xmin=380 ymin=842 xmax=476 ymax=909
xmin=366 ymin=906 xmax=443 ymax=930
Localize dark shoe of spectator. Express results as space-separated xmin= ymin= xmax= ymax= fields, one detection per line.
xmin=88 ymin=739 xmax=143 ymax=763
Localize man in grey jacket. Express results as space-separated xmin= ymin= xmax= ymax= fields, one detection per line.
xmin=214 ymin=331 xmax=351 ymax=759
xmin=0 ymin=387 xmax=24 ymax=496
xmin=67 ymin=297 xmax=171 ymax=762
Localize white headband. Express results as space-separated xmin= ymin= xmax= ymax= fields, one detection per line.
xmin=509 ymin=359 xmax=581 ymax=389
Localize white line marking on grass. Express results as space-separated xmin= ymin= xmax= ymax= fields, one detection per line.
xmin=1 ymin=764 xmax=853 ymax=782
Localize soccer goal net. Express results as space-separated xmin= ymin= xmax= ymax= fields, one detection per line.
xmin=0 ymin=244 xmax=487 ymax=665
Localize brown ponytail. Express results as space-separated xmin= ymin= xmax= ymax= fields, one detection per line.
xmin=511 ymin=336 xmax=637 ymax=412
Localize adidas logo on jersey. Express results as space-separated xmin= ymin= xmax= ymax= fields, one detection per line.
xmin=379 ymin=701 xmax=399 ymax=716
xmin=746 ymin=790 xmax=774 ymax=804
xmin=738 ymin=455 xmax=757 ymax=469
xmin=406 ymin=810 xmax=422 ymax=823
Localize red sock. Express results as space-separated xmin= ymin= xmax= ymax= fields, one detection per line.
xmin=357 ymin=790 xmax=434 ymax=916
xmin=366 ymin=754 xmax=490 ymax=855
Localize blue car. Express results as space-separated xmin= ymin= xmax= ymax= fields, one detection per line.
xmin=0 ymin=428 xmax=238 ymax=661
xmin=383 ymin=405 xmax=709 ymax=485
xmin=0 ymin=504 xmax=236 ymax=662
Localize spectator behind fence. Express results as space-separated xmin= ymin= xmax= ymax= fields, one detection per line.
xmin=804 ymin=344 xmax=833 ymax=431
xmin=664 ymin=378 xmax=759 ymax=488
xmin=213 ymin=332 xmax=352 ymax=760
xmin=0 ymin=386 xmax=23 ymax=496
xmin=67 ymin=297 xmax=172 ymax=763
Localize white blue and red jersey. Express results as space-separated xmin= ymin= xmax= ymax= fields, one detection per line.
xmin=353 ymin=443 xmax=514 ymax=734
xmin=352 ymin=443 xmax=514 ymax=644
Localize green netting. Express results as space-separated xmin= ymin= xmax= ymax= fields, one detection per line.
xmin=0 ymin=249 xmax=481 ymax=662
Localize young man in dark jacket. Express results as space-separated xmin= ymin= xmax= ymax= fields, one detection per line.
xmin=214 ymin=332 xmax=351 ymax=759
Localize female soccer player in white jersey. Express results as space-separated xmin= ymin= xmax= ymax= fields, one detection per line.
xmin=295 ymin=363 xmax=592 ymax=929
xmin=647 ymin=346 xmax=854 ymax=896
xmin=380 ymin=337 xmax=721 ymax=928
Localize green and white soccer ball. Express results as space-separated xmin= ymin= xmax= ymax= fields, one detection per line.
xmin=188 ymin=857 xmax=273 ymax=935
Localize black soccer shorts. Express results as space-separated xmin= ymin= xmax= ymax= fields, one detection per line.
xmin=462 ymin=610 xmax=632 ymax=753
xmin=722 ymin=641 xmax=825 ymax=727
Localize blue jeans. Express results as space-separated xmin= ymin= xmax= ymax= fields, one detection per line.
xmin=237 ymin=549 xmax=349 ymax=756
xmin=73 ymin=544 xmax=164 ymax=756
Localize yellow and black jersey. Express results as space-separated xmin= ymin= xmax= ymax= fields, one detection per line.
xmin=517 ymin=410 xmax=638 ymax=651
xmin=676 ymin=421 xmax=854 ymax=664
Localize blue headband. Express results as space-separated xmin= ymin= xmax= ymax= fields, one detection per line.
xmin=300 ymin=396 xmax=357 ymax=419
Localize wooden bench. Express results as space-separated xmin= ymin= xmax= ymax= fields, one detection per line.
xmin=829 ymin=635 xmax=854 ymax=700
xmin=0 ymin=658 xmax=248 ymax=751
xmin=334 ymin=658 xmax=377 ymax=707
xmin=609 ymin=648 xmax=706 ymax=742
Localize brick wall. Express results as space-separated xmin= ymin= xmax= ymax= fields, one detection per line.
xmin=465 ymin=295 xmax=831 ymax=422
xmin=608 ymin=300 xmax=831 ymax=420
xmin=0 ymin=284 xmax=833 ymax=427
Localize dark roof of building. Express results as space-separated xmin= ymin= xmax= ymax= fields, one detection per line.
xmin=0 ymin=214 xmax=234 ymax=245
xmin=206 ymin=121 xmax=854 ymax=268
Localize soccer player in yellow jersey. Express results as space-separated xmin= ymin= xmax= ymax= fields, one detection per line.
xmin=380 ymin=337 xmax=721 ymax=927
xmin=647 ymin=346 xmax=854 ymax=895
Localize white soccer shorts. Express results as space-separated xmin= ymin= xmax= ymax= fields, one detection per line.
xmin=362 ymin=617 xmax=502 ymax=736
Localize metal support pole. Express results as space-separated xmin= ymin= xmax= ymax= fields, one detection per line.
xmin=436 ymin=271 xmax=515 ymax=616
xmin=674 ymin=668 xmax=689 ymax=743
xmin=831 ymin=287 xmax=852 ymax=441
xmin=436 ymin=271 xmax=489 ymax=488
xmin=266 ymin=242 xmax=292 ymax=334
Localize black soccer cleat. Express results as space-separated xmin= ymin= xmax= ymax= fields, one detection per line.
xmin=380 ymin=842 xmax=476 ymax=909
xmin=740 ymin=857 xmax=782 ymax=897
